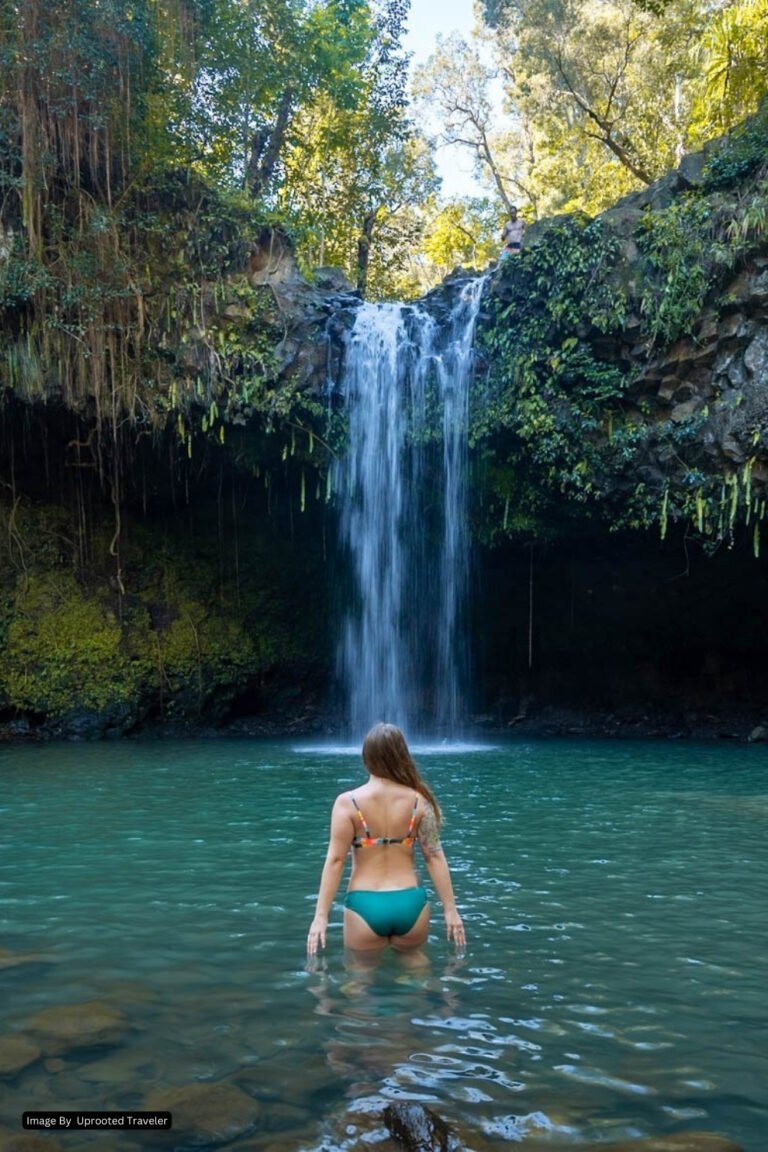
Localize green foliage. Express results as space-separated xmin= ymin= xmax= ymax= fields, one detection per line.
xmin=429 ymin=1 xmax=767 ymax=225
xmin=657 ymin=457 xmax=768 ymax=558
xmin=472 ymin=196 xmax=768 ymax=551
xmin=701 ymin=98 xmax=768 ymax=191
xmin=456 ymin=0 xmax=707 ymax=219
xmin=637 ymin=197 xmax=713 ymax=343
xmin=0 ymin=573 xmax=143 ymax=719
xmin=689 ymin=0 xmax=768 ymax=140
xmin=280 ymin=21 xmax=435 ymax=300
xmin=474 ymin=217 xmax=637 ymax=535
xmin=421 ymin=198 xmax=499 ymax=280
xmin=0 ymin=495 xmax=329 ymax=728
xmin=0 ymin=0 xmax=417 ymax=427
xmin=0 ymin=245 xmax=51 ymax=310
xmin=180 ymin=0 xmax=377 ymax=193
xmin=0 ymin=163 xmax=322 ymax=456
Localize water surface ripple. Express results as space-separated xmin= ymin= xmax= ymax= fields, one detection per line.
xmin=1 ymin=738 xmax=766 ymax=1150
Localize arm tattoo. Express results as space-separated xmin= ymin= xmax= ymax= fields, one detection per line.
xmin=419 ymin=801 xmax=443 ymax=859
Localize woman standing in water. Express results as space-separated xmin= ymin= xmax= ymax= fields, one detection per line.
xmin=307 ymin=723 xmax=465 ymax=957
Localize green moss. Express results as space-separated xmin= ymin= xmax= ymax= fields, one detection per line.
xmin=701 ymin=97 xmax=768 ymax=191
xmin=473 ymin=184 xmax=768 ymax=551
xmin=474 ymin=217 xmax=636 ymax=538
xmin=637 ymin=197 xmax=713 ymax=344
xmin=0 ymin=494 xmax=330 ymax=730
xmin=0 ymin=573 xmax=143 ymax=718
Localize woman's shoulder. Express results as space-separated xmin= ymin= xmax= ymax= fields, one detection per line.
xmin=331 ymin=791 xmax=357 ymax=814
xmin=353 ymin=780 xmax=417 ymax=804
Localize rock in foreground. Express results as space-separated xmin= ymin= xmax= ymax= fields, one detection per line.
xmin=383 ymin=1103 xmax=459 ymax=1152
xmin=144 ymin=1083 xmax=261 ymax=1147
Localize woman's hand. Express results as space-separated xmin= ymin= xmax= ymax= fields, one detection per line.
xmin=307 ymin=914 xmax=328 ymax=956
xmin=444 ymin=908 xmax=466 ymax=951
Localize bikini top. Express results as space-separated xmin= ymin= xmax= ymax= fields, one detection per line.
xmin=350 ymin=793 xmax=419 ymax=848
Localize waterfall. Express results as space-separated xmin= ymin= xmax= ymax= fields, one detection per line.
xmin=334 ymin=276 xmax=485 ymax=737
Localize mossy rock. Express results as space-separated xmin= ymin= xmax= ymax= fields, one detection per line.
xmin=0 ymin=1133 xmax=63 ymax=1152
xmin=23 ymin=1001 xmax=129 ymax=1057
xmin=144 ymin=1083 xmax=261 ymax=1146
xmin=0 ymin=1035 xmax=41 ymax=1077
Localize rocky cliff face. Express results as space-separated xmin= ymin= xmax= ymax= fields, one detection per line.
xmin=244 ymin=227 xmax=362 ymax=390
xmin=476 ymin=110 xmax=768 ymax=556
xmin=1 ymin=114 xmax=766 ymax=739
xmin=588 ymin=160 xmax=768 ymax=488
xmin=243 ymin=119 xmax=768 ymax=535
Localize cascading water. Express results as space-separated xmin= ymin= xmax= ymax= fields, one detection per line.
xmin=334 ymin=276 xmax=486 ymax=737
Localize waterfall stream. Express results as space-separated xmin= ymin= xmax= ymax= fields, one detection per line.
xmin=334 ymin=277 xmax=485 ymax=737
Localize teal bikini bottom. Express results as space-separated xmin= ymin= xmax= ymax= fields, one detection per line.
xmin=345 ymin=887 xmax=428 ymax=938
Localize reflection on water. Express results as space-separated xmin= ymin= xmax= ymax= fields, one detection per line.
xmin=307 ymin=952 xmax=463 ymax=1098
xmin=1 ymin=738 xmax=767 ymax=1150
xmin=293 ymin=742 xmax=498 ymax=756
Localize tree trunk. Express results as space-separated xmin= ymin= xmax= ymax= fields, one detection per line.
xmin=245 ymin=87 xmax=295 ymax=198
xmin=356 ymin=209 xmax=378 ymax=297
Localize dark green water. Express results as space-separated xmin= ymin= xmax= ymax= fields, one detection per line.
xmin=1 ymin=738 xmax=766 ymax=1150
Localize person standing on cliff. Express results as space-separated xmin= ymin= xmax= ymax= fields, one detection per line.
xmin=500 ymin=206 xmax=525 ymax=257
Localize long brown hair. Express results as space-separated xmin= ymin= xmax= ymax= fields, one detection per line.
xmin=362 ymin=723 xmax=442 ymax=827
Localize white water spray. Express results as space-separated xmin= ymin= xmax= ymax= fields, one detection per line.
xmin=334 ymin=277 xmax=486 ymax=736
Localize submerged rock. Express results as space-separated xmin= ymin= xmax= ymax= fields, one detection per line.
xmin=585 ymin=1132 xmax=743 ymax=1151
xmin=0 ymin=948 xmax=56 ymax=970
xmin=0 ymin=1034 xmax=41 ymax=1076
xmin=378 ymin=1103 xmax=742 ymax=1152
xmin=76 ymin=1046 xmax=156 ymax=1085
xmin=0 ymin=1133 xmax=63 ymax=1152
xmin=23 ymin=1001 xmax=129 ymax=1056
xmin=144 ymin=1083 xmax=261 ymax=1146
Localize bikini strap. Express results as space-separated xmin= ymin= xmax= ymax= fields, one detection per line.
xmin=406 ymin=795 xmax=419 ymax=837
xmin=350 ymin=792 xmax=419 ymax=847
xmin=350 ymin=794 xmax=373 ymax=842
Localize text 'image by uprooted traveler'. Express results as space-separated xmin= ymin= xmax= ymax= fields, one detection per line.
xmin=23 ymin=1112 xmax=172 ymax=1130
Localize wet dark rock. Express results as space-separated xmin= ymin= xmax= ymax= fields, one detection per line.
xmin=313 ymin=266 xmax=355 ymax=294
xmin=383 ymin=1102 xmax=460 ymax=1152
xmin=45 ymin=702 xmax=140 ymax=740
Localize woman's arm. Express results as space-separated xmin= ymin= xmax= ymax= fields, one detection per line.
xmin=307 ymin=796 xmax=353 ymax=955
xmin=419 ymin=803 xmax=466 ymax=950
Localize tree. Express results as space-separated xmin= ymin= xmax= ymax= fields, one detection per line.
xmin=2 ymin=0 xmax=156 ymax=254
xmin=421 ymin=197 xmax=499 ymax=278
xmin=480 ymin=0 xmax=675 ymax=26
xmin=471 ymin=0 xmax=768 ymax=219
xmin=173 ymin=0 xmax=376 ymax=197
xmin=413 ymin=33 xmax=534 ymax=214
xmin=689 ymin=0 xmax=768 ymax=141
xmin=281 ymin=97 xmax=438 ymax=297
xmin=277 ymin=0 xmax=442 ymax=297
xmin=507 ymin=0 xmax=703 ymax=187
xmin=462 ymin=0 xmax=718 ymax=216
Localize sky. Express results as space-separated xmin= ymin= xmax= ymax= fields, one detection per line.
xmin=402 ymin=0 xmax=485 ymax=199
